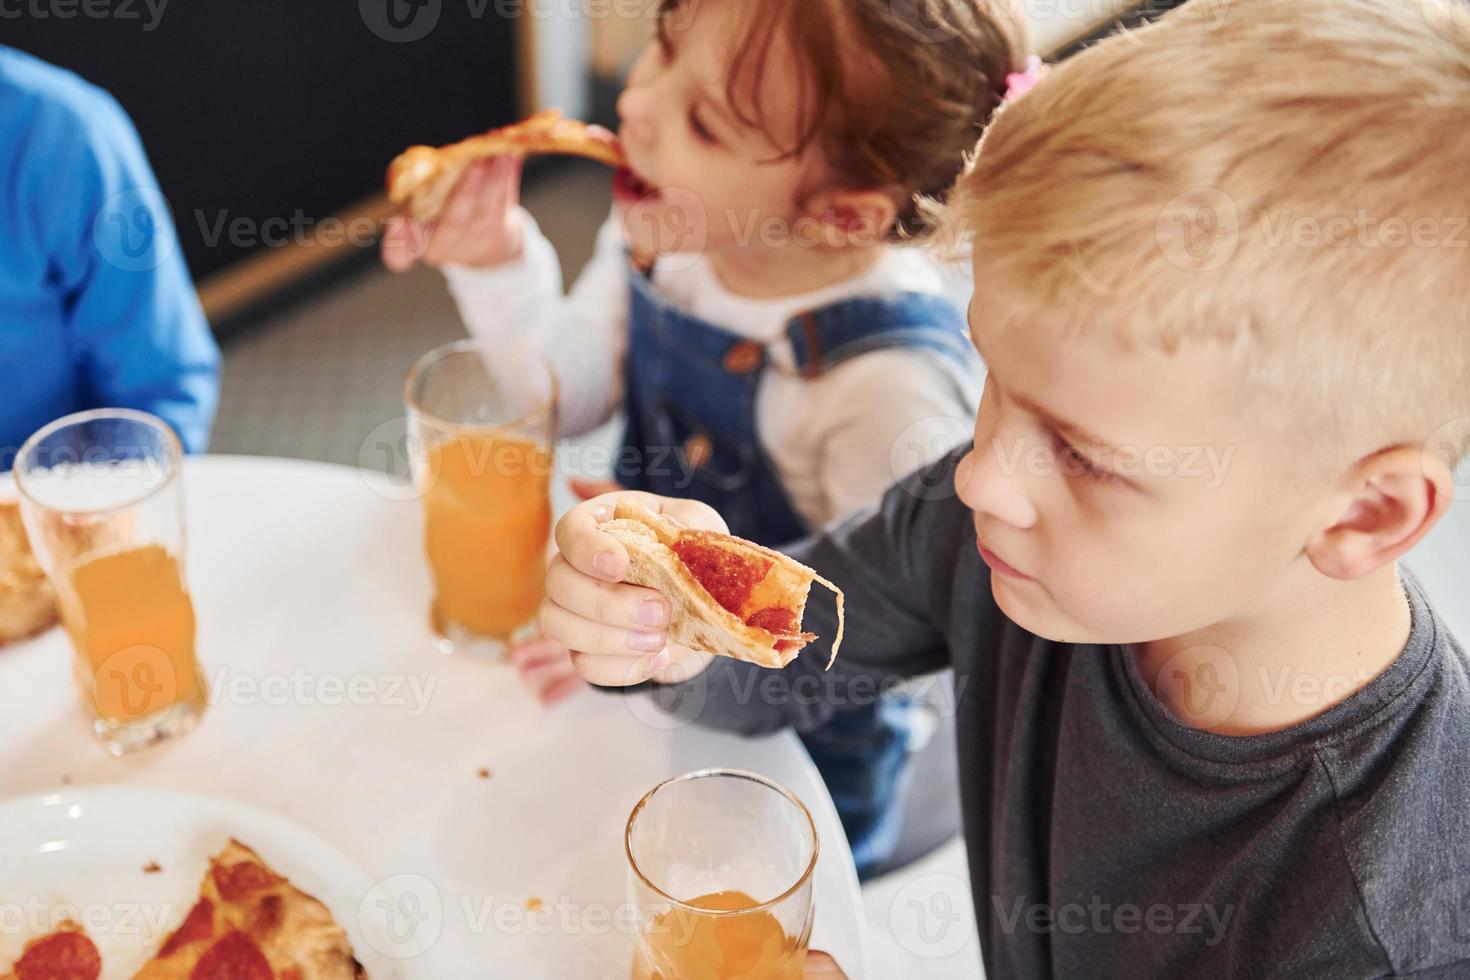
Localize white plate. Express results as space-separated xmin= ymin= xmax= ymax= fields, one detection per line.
xmin=0 ymin=786 xmax=435 ymax=980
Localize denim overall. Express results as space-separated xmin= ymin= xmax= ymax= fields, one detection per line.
xmin=619 ymin=260 xmax=975 ymax=877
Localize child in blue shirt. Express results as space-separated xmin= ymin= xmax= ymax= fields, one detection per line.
xmin=0 ymin=46 xmax=219 ymax=460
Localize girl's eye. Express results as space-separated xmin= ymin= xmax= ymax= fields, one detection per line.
xmin=688 ymin=108 xmax=718 ymax=145
xmin=1057 ymin=438 xmax=1113 ymax=482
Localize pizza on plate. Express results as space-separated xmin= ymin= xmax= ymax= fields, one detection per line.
xmin=2 ymin=920 xmax=101 ymax=980
xmin=387 ymin=108 xmax=625 ymax=222
xmin=133 ymin=839 xmax=365 ymax=980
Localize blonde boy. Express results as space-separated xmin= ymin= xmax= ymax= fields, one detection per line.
xmin=541 ymin=0 xmax=1470 ymax=974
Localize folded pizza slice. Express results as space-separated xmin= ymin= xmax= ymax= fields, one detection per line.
xmin=133 ymin=839 xmax=364 ymax=980
xmin=2 ymin=921 xmax=101 ymax=980
xmin=602 ymin=499 xmax=844 ymax=670
xmin=387 ymin=108 xmax=625 ymax=222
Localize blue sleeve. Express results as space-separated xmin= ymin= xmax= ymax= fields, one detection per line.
xmin=39 ymin=87 xmax=220 ymax=453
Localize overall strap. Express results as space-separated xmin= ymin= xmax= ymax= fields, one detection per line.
xmin=785 ymin=292 xmax=975 ymax=380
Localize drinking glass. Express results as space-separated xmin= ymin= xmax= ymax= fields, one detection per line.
xmin=405 ymin=340 xmax=556 ymax=658
xmin=627 ymin=769 xmax=819 ymax=980
xmin=15 ymin=409 xmax=206 ymax=755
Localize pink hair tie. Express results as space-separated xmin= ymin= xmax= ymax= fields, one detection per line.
xmin=1004 ymin=55 xmax=1044 ymax=102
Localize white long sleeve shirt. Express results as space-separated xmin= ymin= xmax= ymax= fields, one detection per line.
xmin=443 ymin=208 xmax=980 ymax=528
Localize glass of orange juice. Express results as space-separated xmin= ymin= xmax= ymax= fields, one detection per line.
xmin=405 ymin=339 xmax=556 ymax=658
xmin=627 ymin=769 xmax=819 ymax=980
xmin=14 ymin=408 xmax=206 ymax=756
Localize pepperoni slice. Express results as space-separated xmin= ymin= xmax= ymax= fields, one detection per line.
xmin=672 ymin=538 xmax=771 ymax=614
xmin=212 ymin=861 xmax=284 ymax=902
xmin=159 ymin=898 xmax=216 ymax=957
xmin=745 ymin=606 xmax=799 ymax=635
xmin=190 ymin=931 xmax=273 ymax=980
xmin=14 ymin=930 xmax=101 ymax=980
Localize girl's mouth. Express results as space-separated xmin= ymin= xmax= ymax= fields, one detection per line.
xmin=613 ymin=166 xmax=663 ymax=203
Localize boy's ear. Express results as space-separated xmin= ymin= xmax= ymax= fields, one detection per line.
xmin=804 ymin=188 xmax=899 ymax=245
xmin=1305 ymin=445 xmax=1454 ymax=580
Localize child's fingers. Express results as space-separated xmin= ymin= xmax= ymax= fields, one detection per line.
xmin=803 ymin=951 xmax=848 ymax=979
xmin=539 ymin=673 xmax=585 ymax=706
xmin=441 ymin=159 xmax=496 ymax=230
xmin=553 ymin=495 xmax=635 ymax=582
xmin=538 ymin=598 xmax=666 ymax=662
xmin=381 ymin=215 xmax=431 ymax=272
xmin=487 ymin=155 xmax=523 ymax=211
xmin=509 ymin=636 xmax=569 ymax=669
xmin=567 ymin=649 xmax=662 ymax=688
xmin=546 ymin=555 xmax=668 ymax=631
xmin=519 ymin=655 xmax=575 ymax=688
xmin=553 ymin=491 xmax=729 ymax=583
xmin=569 ymin=477 xmax=623 ymax=501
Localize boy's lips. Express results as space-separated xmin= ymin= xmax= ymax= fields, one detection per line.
xmin=613 ymin=166 xmax=662 ymax=203
xmin=977 ymin=537 xmax=1032 ymax=581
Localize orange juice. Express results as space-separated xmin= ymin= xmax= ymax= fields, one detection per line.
xmin=60 ymin=544 xmax=204 ymax=725
xmin=422 ymin=433 xmax=552 ymax=639
xmin=632 ymin=890 xmax=807 ymax=980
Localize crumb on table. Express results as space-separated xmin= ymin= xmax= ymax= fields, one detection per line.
xmin=477 ymin=768 xmax=492 ymax=780
xmin=143 ymin=861 xmax=162 ymax=874
xmin=525 ymin=897 xmax=545 ymax=912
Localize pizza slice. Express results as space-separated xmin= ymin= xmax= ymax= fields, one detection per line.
xmin=2 ymin=921 xmax=102 ymax=980
xmin=133 ymin=839 xmax=364 ymax=980
xmin=0 ymin=500 xmax=58 ymax=647
xmin=387 ymin=108 xmax=625 ymax=222
xmin=602 ymin=499 xmax=844 ymax=670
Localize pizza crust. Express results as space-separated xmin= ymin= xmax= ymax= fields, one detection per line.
xmin=0 ymin=501 xmax=57 ymax=647
xmin=602 ymin=499 xmax=843 ymax=670
xmin=134 ymin=839 xmax=364 ymax=980
xmin=387 ymin=109 xmax=625 ymax=222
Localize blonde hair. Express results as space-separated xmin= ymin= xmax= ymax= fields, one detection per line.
xmin=950 ymin=0 xmax=1470 ymax=471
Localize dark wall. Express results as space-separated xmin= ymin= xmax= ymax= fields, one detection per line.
xmin=6 ymin=0 xmax=521 ymax=279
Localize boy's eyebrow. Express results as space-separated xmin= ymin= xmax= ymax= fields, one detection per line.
xmin=966 ymin=301 xmax=1121 ymax=456
xmin=1010 ymin=391 xmax=1120 ymax=456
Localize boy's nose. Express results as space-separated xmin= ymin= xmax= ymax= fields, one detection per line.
xmin=956 ymin=441 xmax=1039 ymax=531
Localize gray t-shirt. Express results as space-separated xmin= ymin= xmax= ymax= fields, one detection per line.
xmin=653 ymin=453 xmax=1470 ymax=979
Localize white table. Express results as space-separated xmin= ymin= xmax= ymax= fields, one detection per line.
xmin=0 ymin=455 xmax=868 ymax=979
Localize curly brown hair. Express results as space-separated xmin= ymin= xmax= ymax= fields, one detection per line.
xmin=658 ymin=0 xmax=1030 ymax=239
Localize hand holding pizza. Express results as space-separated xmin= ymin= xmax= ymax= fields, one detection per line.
xmin=542 ymin=490 xmax=842 ymax=688
xmin=541 ymin=491 xmax=720 ymax=689
xmin=381 ymin=154 xmax=525 ymax=272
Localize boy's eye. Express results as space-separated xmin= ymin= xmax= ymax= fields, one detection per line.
xmin=688 ymin=107 xmax=718 ymax=145
xmin=1057 ymin=438 xmax=1114 ymax=482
